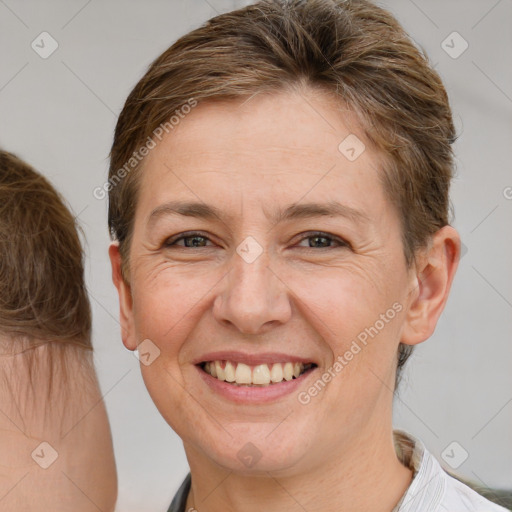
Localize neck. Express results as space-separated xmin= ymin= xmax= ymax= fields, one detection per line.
xmin=183 ymin=423 xmax=412 ymax=512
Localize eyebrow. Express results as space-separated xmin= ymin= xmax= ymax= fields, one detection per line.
xmin=147 ymin=199 xmax=370 ymax=228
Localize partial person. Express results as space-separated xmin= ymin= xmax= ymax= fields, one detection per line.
xmin=0 ymin=150 xmax=117 ymax=511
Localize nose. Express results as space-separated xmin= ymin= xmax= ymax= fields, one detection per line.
xmin=212 ymin=243 xmax=292 ymax=335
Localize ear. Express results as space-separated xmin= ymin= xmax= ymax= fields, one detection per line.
xmin=401 ymin=226 xmax=461 ymax=346
xmin=109 ymin=242 xmax=137 ymax=351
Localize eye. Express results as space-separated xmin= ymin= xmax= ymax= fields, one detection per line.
xmin=163 ymin=231 xmax=350 ymax=250
xmin=296 ymin=231 xmax=350 ymax=249
xmin=164 ymin=231 xmax=214 ymax=248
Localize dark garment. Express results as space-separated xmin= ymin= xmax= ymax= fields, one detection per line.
xmin=167 ymin=473 xmax=191 ymax=512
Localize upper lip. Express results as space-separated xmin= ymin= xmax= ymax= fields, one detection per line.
xmin=192 ymin=351 xmax=318 ymax=366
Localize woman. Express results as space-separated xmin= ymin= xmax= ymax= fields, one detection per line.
xmin=107 ymin=1 xmax=508 ymax=510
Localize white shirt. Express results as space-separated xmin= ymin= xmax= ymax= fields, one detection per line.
xmin=168 ymin=430 xmax=509 ymax=511
xmin=392 ymin=429 xmax=509 ymax=512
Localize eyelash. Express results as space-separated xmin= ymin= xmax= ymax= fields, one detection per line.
xmin=164 ymin=231 xmax=350 ymax=250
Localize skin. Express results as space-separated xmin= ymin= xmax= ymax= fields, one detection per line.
xmin=110 ymin=87 xmax=460 ymax=512
xmin=0 ymin=341 xmax=118 ymax=512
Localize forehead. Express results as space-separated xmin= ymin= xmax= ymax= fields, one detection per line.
xmin=137 ymin=89 xmax=391 ymax=225
xmin=150 ymin=89 xmax=370 ymax=162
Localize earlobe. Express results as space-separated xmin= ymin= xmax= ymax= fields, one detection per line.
xmin=400 ymin=226 xmax=461 ymax=346
xmin=108 ymin=242 xmax=137 ymax=351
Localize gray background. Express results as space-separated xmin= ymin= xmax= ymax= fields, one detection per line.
xmin=0 ymin=0 xmax=511 ymax=510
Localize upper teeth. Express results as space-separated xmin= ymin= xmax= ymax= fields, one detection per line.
xmin=203 ymin=360 xmax=310 ymax=386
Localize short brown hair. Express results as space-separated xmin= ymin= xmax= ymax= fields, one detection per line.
xmin=108 ymin=0 xmax=457 ymax=383
xmin=0 ymin=150 xmax=93 ymax=408
xmin=0 ymin=150 xmax=91 ymax=345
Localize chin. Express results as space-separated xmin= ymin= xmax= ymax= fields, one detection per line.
xmin=188 ymin=420 xmax=316 ymax=476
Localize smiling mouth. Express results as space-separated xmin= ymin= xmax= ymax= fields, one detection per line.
xmin=199 ymin=360 xmax=317 ymax=386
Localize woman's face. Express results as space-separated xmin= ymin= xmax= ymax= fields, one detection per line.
xmin=113 ymin=89 xmax=418 ymax=475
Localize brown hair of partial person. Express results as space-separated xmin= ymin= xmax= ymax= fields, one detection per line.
xmin=0 ymin=150 xmax=94 ymax=413
xmin=107 ymin=0 xmax=457 ymax=387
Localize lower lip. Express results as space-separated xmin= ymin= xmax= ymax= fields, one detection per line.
xmin=196 ymin=365 xmax=317 ymax=404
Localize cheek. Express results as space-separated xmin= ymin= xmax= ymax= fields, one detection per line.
xmin=292 ymin=265 xmax=390 ymax=338
xmin=130 ymin=263 xmax=218 ymax=347
xmin=296 ymin=265 xmax=405 ymax=395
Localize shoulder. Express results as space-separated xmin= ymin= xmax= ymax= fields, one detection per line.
xmin=440 ymin=473 xmax=510 ymax=512
xmin=167 ymin=473 xmax=191 ymax=512
xmin=393 ymin=430 xmax=509 ymax=512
